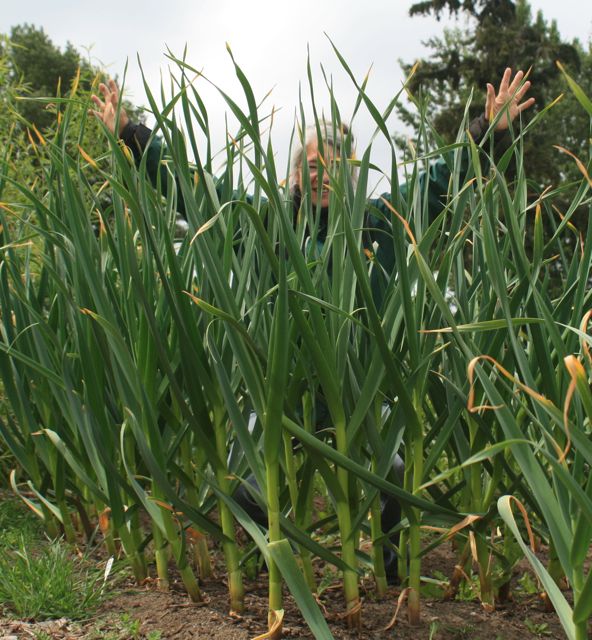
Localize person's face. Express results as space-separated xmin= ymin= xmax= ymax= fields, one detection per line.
xmin=297 ymin=140 xmax=335 ymax=208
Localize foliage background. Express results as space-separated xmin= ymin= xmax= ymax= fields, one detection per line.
xmin=398 ymin=0 xmax=591 ymax=202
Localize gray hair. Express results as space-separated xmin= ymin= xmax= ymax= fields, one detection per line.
xmin=290 ymin=120 xmax=356 ymax=182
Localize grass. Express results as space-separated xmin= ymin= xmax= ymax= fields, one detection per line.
xmin=0 ymin=538 xmax=108 ymax=619
xmin=0 ymin=496 xmax=111 ymax=621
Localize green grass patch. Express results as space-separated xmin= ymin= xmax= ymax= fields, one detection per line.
xmin=0 ymin=496 xmax=112 ymax=621
xmin=0 ymin=538 xmax=109 ymax=620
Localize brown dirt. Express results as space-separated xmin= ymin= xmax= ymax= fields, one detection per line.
xmin=0 ymin=541 xmax=576 ymax=640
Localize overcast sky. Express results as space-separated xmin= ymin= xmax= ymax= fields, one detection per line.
xmin=2 ymin=1 xmax=590 ymax=190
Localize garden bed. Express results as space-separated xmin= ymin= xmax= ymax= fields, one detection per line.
xmin=0 ymin=534 xmax=569 ymax=640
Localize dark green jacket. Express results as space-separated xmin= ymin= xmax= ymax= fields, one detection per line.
xmin=120 ymin=115 xmax=492 ymax=303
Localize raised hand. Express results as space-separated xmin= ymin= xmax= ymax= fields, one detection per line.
xmin=485 ymin=68 xmax=535 ymax=131
xmin=90 ymin=79 xmax=129 ymax=136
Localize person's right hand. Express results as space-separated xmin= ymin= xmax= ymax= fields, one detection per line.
xmin=90 ymin=79 xmax=129 ymax=136
xmin=485 ymin=68 xmax=535 ymax=131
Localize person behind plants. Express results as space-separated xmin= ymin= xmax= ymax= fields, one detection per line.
xmin=90 ymin=68 xmax=534 ymax=584
xmin=91 ymin=68 xmax=533 ymax=214
xmin=91 ymin=70 xmax=533 ymax=298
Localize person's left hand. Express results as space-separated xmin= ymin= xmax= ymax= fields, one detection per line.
xmin=486 ymin=68 xmax=535 ymax=131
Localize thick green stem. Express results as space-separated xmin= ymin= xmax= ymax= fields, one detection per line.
xmin=398 ymin=528 xmax=408 ymax=582
xmin=370 ymin=401 xmax=387 ymax=596
xmin=179 ymin=563 xmax=202 ymax=602
xmin=284 ymin=432 xmax=315 ymax=589
xmin=115 ymin=508 xmax=147 ymax=583
xmin=117 ymin=432 xmax=147 ymax=581
xmin=152 ymin=484 xmax=202 ymax=602
xmin=295 ymin=473 xmax=317 ymax=593
xmin=216 ymin=474 xmax=245 ymax=612
xmin=407 ymin=519 xmax=421 ymax=625
xmin=571 ymin=565 xmax=588 ymax=640
xmin=120 ymin=526 xmax=148 ymax=583
xmin=179 ymin=435 xmax=212 ymax=579
xmin=335 ymin=481 xmax=360 ymax=626
xmin=475 ymin=532 xmax=494 ymax=610
xmin=574 ymin=623 xmax=588 ymax=640
xmin=406 ymin=425 xmax=424 ymax=625
xmin=333 ymin=414 xmax=360 ymax=629
xmin=128 ymin=552 xmax=148 ymax=583
xmin=370 ymin=489 xmax=387 ymax=597
xmin=214 ymin=408 xmax=244 ymax=612
xmin=284 ymin=432 xmax=299 ymax=510
xmin=336 ymin=496 xmax=361 ymax=627
xmin=152 ymin=523 xmax=170 ymax=590
xmin=165 ymin=522 xmax=202 ymax=601
xmin=467 ymin=415 xmax=495 ymax=609
xmin=295 ymin=392 xmax=317 ymax=592
xmin=266 ymin=463 xmax=283 ymax=616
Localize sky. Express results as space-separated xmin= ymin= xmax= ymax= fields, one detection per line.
xmin=2 ymin=1 xmax=591 ymax=190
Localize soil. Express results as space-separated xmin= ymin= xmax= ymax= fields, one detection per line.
xmin=0 ymin=541 xmax=577 ymax=640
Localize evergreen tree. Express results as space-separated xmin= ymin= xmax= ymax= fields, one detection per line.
xmin=400 ymin=0 xmax=590 ymax=192
xmin=0 ymin=25 xmax=143 ymax=224
xmin=1 ymin=24 xmax=143 ymax=132
xmin=3 ymin=24 xmax=87 ymax=129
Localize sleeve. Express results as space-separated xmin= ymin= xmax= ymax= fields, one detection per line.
xmin=119 ymin=121 xmax=188 ymax=218
xmin=120 ymin=122 xmax=152 ymax=160
xmin=365 ymin=113 xmax=506 ymax=304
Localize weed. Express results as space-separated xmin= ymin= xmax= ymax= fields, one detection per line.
xmin=421 ymin=571 xmax=448 ymax=598
xmin=86 ymin=629 xmax=121 ymax=640
xmin=316 ymin=566 xmax=339 ymax=596
xmin=85 ymin=614 xmax=162 ymax=640
xmin=241 ymin=544 xmax=260 ymax=580
xmin=517 ymin=572 xmax=539 ymax=595
xmin=443 ymin=622 xmax=479 ymax=639
xmin=524 ymin=618 xmax=551 ymax=636
xmin=456 ymin=571 xmax=480 ymax=602
xmin=120 ymin=613 xmax=142 ymax=639
xmin=456 ymin=624 xmax=476 ymax=639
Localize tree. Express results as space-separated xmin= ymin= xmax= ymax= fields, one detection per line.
xmin=1 ymin=24 xmax=143 ymax=132
xmin=2 ymin=24 xmax=85 ymax=129
xmin=0 ymin=38 xmax=44 ymax=206
xmin=0 ymin=25 xmax=144 ymax=229
xmin=399 ymin=0 xmax=590 ymax=194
